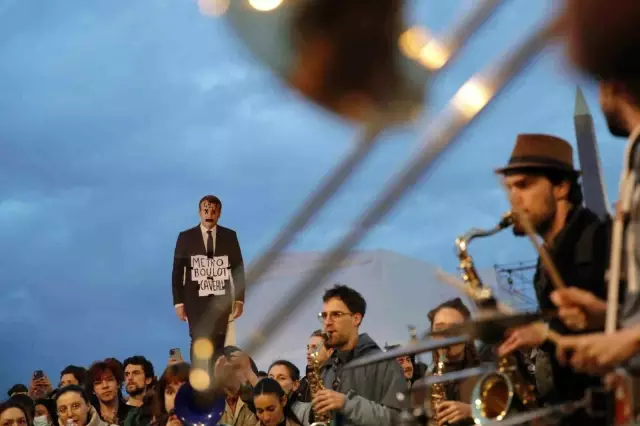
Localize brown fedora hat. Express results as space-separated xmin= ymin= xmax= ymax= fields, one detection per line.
xmin=495 ymin=133 xmax=580 ymax=175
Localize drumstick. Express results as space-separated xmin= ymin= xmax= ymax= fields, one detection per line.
xmin=500 ymin=178 xmax=567 ymax=290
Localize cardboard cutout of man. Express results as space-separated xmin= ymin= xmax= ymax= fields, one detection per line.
xmin=171 ymin=195 xmax=245 ymax=359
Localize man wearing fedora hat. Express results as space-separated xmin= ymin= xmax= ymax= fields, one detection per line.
xmin=494 ymin=134 xmax=609 ymax=423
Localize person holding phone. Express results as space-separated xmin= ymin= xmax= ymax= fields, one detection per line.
xmin=30 ymin=371 xmax=53 ymax=400
xmin=167 ymin=349 xmax=183 ymax=366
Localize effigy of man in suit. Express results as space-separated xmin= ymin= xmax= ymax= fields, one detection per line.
xmin=171 ymin=194 xmax=245 ymax=357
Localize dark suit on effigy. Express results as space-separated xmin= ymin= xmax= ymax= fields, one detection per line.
xmin=172 ymin=223 xmax=245 ymax=354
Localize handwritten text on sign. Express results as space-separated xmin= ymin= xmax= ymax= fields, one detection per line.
xmin=191 ymin=255 xmax=230 ymax=296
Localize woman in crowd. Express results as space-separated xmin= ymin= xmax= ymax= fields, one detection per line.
xmin=6 ymin=396 xmax=33 ymax=424
xmin=267 ymin=361 xmax=300 ymax=401
xmin=152 ymin=362 xmax=190 ymax=426
xmin=0 ymin=399 xmax=32 ymax=426
xmin=427 ymin=298 xmax=480 ymax=426
xmin=34 ymin=398 xmax=56 ymax=426
xmin=252 ymin=379 xmax=303 ymax=426
xmin=266 ymin=361 xmax=310 ymax=425
xmin=54 ymin=385 xmax=116 ymax=426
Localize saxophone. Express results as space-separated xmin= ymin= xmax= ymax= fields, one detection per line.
xmin=429 ymin=352 xmax=449 ymax=425
xmin=455 ymin=212 xmax=539 ymax=424
xmin=455 ymin=211 xmax=514 ymax=307
xmin=308 ymin=335 xmax=332 ymax=426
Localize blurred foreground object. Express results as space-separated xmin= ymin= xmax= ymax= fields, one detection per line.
xmin=227 ymin=0 xmax=429 ymax=124
xmin=562 ymin=0 xmax=640 ymax=78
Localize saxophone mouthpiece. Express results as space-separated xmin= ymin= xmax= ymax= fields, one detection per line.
xmin=499 ymin=211 xmax=515 ymax=229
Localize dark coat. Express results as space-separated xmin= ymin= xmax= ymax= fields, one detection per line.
xmin=534 ymin=207 xmax=609 ymax=424
xmin=171 ymin=224 xmax=245 ymax=335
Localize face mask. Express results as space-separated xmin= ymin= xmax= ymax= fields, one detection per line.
xmin=34 ymin=416 xmax=50 ymax=426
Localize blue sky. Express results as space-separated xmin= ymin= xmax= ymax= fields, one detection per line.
xmin=0 ymin=0 xmax=625 ymax=391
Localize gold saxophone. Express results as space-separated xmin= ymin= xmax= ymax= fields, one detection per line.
xmin=429 ymin=352 xmax=449 ymax=425
xmin=455 ymin=212 xmax=538 ymax=424
xmin=455 ymin=211 xmax=514 ymax=304
xmin=308 ymin=335 xmax=332 ymax=426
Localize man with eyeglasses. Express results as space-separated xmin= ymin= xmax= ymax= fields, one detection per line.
xmin=312 ymin=284 xmax=406 ymax=426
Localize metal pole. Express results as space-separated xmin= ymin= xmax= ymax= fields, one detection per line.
xmin=240 ymin=18 xmax=560 ymax=357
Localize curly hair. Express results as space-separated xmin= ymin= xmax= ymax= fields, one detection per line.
xmin=86 ymin=358 xmax=124 ymax=386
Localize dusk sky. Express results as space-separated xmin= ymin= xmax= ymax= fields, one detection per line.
xmin=0 ymin=0 xmax=625 ymax=392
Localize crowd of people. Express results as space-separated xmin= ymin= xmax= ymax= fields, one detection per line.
xmin=1 ymin=286 xmax=464 ymax=426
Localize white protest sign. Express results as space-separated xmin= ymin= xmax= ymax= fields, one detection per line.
xmin=190 ymin=255 xmax=230 ymax=297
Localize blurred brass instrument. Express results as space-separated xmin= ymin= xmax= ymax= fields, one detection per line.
xmin=309 ymin=335 xmax=332 ymax=426
xmin=226 ymin=0 xmax=429 ymax=125
xmin=455 ymin=212 xmax=539 ymax=424
xmin=429 ymin=352 xmax=449 ymax=425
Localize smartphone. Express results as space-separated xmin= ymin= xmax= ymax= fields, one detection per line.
xmin=33 ymin=370 xmax=44 ymax=380
xmin=169 ymin=348 xmax=183 ymax=361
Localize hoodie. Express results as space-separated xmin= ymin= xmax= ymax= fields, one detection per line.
xmin=321 ymin=333 xmax=407 ymax=426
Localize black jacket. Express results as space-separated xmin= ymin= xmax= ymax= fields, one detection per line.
xmin=534 ymin=207 xmax=609 ymax=424
xmin=171 ymin=224 xmax=245 ymax=333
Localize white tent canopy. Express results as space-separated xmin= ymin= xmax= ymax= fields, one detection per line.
xmin=233 ymin=249 xmax=536 ymax=372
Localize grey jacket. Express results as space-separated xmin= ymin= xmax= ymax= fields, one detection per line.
xmin=291 ymin=401 xmax=312 ymax=426
xmin=321 ymin=333 xmax=408 ymax=426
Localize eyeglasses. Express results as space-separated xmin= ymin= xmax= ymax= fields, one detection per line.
xmin=317 ymin=311 xmax=352 ymax=323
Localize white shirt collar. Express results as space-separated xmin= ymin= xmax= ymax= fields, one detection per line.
xmin=200 ymin=223 xmax=217 ymax=235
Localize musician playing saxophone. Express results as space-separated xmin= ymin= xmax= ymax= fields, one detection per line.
xmin=427 ymin=298 xmax=480 ymax=426
xmin=494 ymin=134 xmax=609 ymax=425
xmin=312 ymin=285 xmax=406 ymax=426
xmin=298 ymin=330 xmax=334 ymax=403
